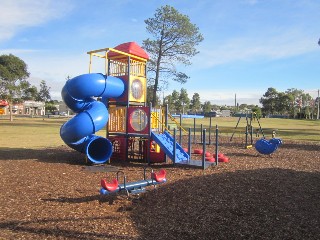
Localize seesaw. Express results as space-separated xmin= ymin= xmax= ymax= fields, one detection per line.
xmin=100 ymin=168 xmax=166 ymax=196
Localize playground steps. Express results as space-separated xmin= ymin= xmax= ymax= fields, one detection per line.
xmin=151 ymin=131 xmax=189 ymax=163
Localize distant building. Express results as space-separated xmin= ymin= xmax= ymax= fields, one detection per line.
xmin=23 ymin=101 xmax=45 ymax=115
xmin=221 ymin=110 xmax=231 ymax=117
xmin=58 ymin=101 xmax=73 ymax=115
xmin=1 ymin=101 xmax=46 ymax=115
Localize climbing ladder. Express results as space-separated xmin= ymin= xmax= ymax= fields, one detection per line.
xmin=151 ymin=131 xmax=189 ymax=164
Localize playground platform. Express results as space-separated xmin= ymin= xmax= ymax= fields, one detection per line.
xmin=175 ymin=159 xmax=217 ymax=169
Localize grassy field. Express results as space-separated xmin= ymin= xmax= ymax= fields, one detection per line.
xmin=169 ymin=117 xmax=320 ymax=142
xmin=0 ymin=116 xmax=107 ymax=149
xmin=0 ymin=116 xmax=319 ymax=149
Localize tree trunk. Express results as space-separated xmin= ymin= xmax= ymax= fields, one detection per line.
xmin=153 ymin=54 xmax=162 ymax=107
xmin=9 ymin=104 xmax=13 ymax=122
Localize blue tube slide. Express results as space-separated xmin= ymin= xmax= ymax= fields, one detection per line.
xmin=60 ymin=73 xmax=124 ymax=164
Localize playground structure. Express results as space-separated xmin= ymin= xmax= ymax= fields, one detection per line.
xmin=230 ymin=112 xmax=265 ymax=149
xmin=60 ymin=42 xmax=218 ymax=169
xmin=229 ymin=112 xmax=282 ymax=154
xmin=100 ymin=167 xmax=166 ymax=195
xmin=0 ymin=100 xmax=9 ymax=115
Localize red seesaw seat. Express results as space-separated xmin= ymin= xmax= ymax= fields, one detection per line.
xmin=100 ymin=178 xmax=119 ymax=192
xmin=151 ymin=169 xmax=166 ymax=182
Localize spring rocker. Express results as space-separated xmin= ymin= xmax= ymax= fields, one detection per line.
xmin=255 ymin=138 xmax=282 ymax=155
xmin=100 ymin=168 xmax=167 ymax=195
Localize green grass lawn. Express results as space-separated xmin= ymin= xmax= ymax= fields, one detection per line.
xmin=0 ymin=116 xmax=319 ymax=150
xmin=0 ymin=116 xmax=106 ymax=149
xmin=169 ymin=117 xmax=320 ymax=142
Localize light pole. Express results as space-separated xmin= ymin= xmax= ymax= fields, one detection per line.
xmin=317 ymin=90 xmax=320 ymax=120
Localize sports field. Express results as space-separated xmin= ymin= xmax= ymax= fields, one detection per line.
xmin=0 ymin=116 xmax=319 ymax=149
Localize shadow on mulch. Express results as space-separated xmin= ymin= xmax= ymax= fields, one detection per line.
xmin=131 ymin=168 xmax=320 ymax=240
xmin=0 ymin=216 xmax=132 ymax=240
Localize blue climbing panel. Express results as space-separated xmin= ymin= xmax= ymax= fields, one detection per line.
xmin=151 ymin=131 xmax=189 ymax=163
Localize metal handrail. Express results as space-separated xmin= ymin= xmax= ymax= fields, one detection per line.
xmin=167 ymin=113 xmax=188 ymax=134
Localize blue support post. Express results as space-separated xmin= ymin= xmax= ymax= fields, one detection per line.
xmin=215 ymin=125 xmax=219 ymax=166
xmin=147 ymin=102 xmax=152 ymax=165
xmin=179 ymin=114 xmax=182 ymax=145
xmin=202 ymin=129 xmax=206 ymax=170
xmin=193 ymin=118 xmax=196 ymax=144
xmin=209 ymin=116 xmax=212 ymax=145
xmin=173 ymin=128 xmax=176 ymax=165
xmin=188 ymin=128 xmax=191 ymax=161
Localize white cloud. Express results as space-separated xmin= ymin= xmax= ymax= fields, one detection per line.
xmin=242 ymin=0 xmax=258 ymax=5
xmin=0 ymin=49 xmax=40 ymax=54
xmin=194 ymin=31 xmax=318 ymax=69
xmin=0 ymin=0 xmax=73 ymax=42
xmin=194 ymin=89 xmax=263 ymax=106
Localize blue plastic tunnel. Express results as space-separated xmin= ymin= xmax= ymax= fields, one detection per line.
xmin=60 ymin=73 xmax=124 ymax=164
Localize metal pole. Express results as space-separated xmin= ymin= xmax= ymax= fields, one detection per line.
xmin=188 ymin=128 xmax=191 ymax=161
xmin=173 ymin=128 xmax=176 ymax=166
xmin=202 ymin=129 xmax=206 ymax=170
xmin=193 ymin=118 xmax=196 ymax=144
xmin=179 ymin=114 xmax=182 ymax=144
xmin=317 ymin=89 xmax=320 ymax=120
xmin=230 ymin=116 xmax=242 ymax=141
xmin=209 ymin=116 xmax=212 ymax=145
xmin=215 ymin=125 xmax=219 ymax=166
xmin=200 ymin=124 xmax=203 ymax=144
xmin=245 ymin=125 xmax=248 ymax=148
xmin=250 ymin=125 xmax=253 ymax=145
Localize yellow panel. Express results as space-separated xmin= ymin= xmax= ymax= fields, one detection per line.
xmin=151 ymin=112 xmax=159 ymax=129
xmin=108 ymin=107 xmax=126 ymax=132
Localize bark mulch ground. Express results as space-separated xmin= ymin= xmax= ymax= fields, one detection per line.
xmin=0 ymin=137 xmax=319 ymax=239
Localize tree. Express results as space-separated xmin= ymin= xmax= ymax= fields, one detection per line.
xmin=260 ymin=87 xmax=278 ymax=115
xmin=147 ymin=85 xmax=161 ymax=106
xmin=285 ymin=88 xmax=306 ymax=118
xmin=0 ymin=54 xmax=30 ymax=121
xmin=202 ymin=101 xmax=212 ymax=114
xmin=164 ymin=90 xmax=180 ymax=113
xmin=177 ymin=88 xmax=190 ymax=114
xmin=22 ymin=85 xmax=38 ymax=100
xmin=143 ymin=5 xmax=204 ymax=106
xmin=37 ymin=80 xmax=51 ymax=102
xmin=45 ymin=100 xmax=58 ymax=114
xmin=276 ymin=92 xmax=291 ymax=115
xmin=190 ymin=93 xmax=201 ymax=113
xmin=251 ymin=106 xmax=262 ymax=118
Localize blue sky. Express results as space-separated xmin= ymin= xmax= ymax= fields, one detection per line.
xmin=0 ymin=0 xmax=319 ymax=106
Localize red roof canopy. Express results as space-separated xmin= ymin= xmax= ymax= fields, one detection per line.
xmin=0 ymin=100 xmax=8 ymax=106
xmin=108 ymin=42 xmax=149 ymax=60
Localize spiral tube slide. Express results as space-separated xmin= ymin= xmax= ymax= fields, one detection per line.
xmin=60 ymin=73 xmax=124 ymax=164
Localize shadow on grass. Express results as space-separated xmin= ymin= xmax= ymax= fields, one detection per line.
xmin=131 ymin=168 xmax=320 ymax=240
xmin=0 ymin=146 xmax=86 ymax=165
